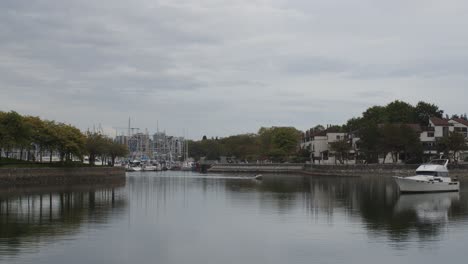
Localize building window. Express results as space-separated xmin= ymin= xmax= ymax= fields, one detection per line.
xmin=336 ymin=135 xmax=340 ymax=140
xmin=428 ymin=132 xmax=434 ymax=137
xmin=443 ymin=127 xmax=449 ymax=137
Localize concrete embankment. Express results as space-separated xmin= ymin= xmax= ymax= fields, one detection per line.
xmin=0 ymin=167 xmax=126 ymax=186
xmin=208 ymin=164 xmax=304 ymax=174
xmin=209 ymin=163 xmax=468 ymax=177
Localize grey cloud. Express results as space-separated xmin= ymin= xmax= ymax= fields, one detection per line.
xmin=1 ymin=0 xmax=468 ymax=139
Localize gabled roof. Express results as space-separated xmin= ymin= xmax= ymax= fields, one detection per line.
xmin=451 ymin=118 xmax=468 ymax=127
xmin=430 ymin=117 xmax=451 ymax=126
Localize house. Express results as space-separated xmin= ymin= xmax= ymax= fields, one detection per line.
xmin=301 ymin=128 xmax=358 ymax=165
xmin=449 ymin=118 xmax=468 ymax=138
xmin=301 ymin=117 xmax=468 ymax=164
xmin=448 ymin=118 xmax=468 ymax=160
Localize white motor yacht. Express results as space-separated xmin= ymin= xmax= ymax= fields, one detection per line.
xmin=126 ymin=165 xmax=142 ymax=172
xmin=393 ymin=159 xmax=459 ymax=193
xmin=142 ymin=164 xmax=160 ymax=171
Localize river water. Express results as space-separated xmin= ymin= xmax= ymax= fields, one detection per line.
xmin=1 ymin=171 xmax=467 ymax=264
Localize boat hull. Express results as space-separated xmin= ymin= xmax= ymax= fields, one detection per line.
xmin=126 ymin=167 xmax=142 ymax=172
xmin=394 ymin=177 xmax=459 ymax=193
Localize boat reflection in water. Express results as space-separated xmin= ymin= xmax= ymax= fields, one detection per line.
xmin=394 ymin=193 xmax=460 ymax=224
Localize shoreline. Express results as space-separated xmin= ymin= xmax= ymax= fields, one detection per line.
xmin=208 ymin=163 xmax=468 ymax=177
xmin=0 ymin=167 xmax=126 ymax=186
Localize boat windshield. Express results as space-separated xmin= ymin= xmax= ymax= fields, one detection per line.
xmin=428 ymin=159 xmax=448 ymax=166
xmin=416 ymin=171 xmax=449 ymax=177
xmin=416 ymin=171 xmax=437 ymax=176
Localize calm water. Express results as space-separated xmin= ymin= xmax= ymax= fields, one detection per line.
xmin=1 ymin=172 xmax=468 ymax=264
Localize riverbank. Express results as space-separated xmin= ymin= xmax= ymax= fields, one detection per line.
xmin=0 ymin=167 xmax=126 ymax=186
xmin=208 ymin=163 xmax=468 ymax=177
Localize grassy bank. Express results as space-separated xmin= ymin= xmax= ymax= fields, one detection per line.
xmin=0 ymin=158 xmax=104 ymax=168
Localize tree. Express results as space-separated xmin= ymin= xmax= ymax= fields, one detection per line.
xmin=55 ymin=123 xmax=86 ymax=162
xmin=85 ymin=132 xmax=108 ymax=165
xmin=312 ymin=125 xmax=325 ymax=132
xmin=379 ymin=124 xmax=403 ymax=163
xmin=259 ymin=127 xmax=301 ymax=161
xmin=437 ymin=132 xmax=467 ymax=162
xmin=399 ymin=125 xmax=423 ymax=164
xmin=355 ymin=124 xmax=381 ymax=163
xmin=107 ymin=141 xmax=129 ymax=166
xmin=329 ymin=139 xmax=351 ymax=164
xmin=385 ymin=100 xmax=416 ymax=124
xmin=362 ymin=105 xmax=388 ymax=124
xmin=0 ymin=111 xmax=31 ymax=159
xmin=294 ymin=145 xmax=311 ymax=163
xmin=414 ymin=101 xmax=444 ymax=125
xmin=344 ymin=117 xmax=364 ymax=132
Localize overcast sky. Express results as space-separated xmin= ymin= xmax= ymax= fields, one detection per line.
xmin=1 ymin=0 xmax=468 ymax=139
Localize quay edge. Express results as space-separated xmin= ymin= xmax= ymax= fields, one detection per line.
xmin=0 ymin=167 xmax=126 ymax=186
xmin=208 ymin=163 xmax=468 ymax=177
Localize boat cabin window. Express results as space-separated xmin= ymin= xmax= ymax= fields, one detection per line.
xmin=416 ymin=171 xmax=437 ymax=176
xmin=416 ymin=171 xmax=449 ymax=177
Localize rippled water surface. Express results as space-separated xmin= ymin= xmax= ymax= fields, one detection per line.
xmin=1 ymin=172 xmax=468 ymax=264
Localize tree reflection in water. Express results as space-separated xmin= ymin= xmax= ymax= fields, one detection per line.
xmin=0 ymin=183 xmax=126 ymax=258
xmin=223 ymin=174 xmax=468 ymax=244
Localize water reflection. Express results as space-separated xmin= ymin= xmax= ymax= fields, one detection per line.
xmin=394 ymin=193 xmax=459 ymax=223
xmin=221 ymin=174 xmax=468 ymax=244
xmin=0 ymin=183 xmax=126 ymax=259
xmin=1 ymin=172 xmax=468 ymax=264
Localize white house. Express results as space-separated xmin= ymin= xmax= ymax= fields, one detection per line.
xmin=301 ymin=129 xmax=358 ymax=165
xmin=301 ymin=117 xmax=468 ymax=164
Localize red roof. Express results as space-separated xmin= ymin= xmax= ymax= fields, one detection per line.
xmin=430 ymin=117 xmax=451 ymax=126
xmin=451 ymin=118 xmax=468 ymax=127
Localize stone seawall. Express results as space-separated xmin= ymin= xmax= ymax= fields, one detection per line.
xmin=209 ymin=163 xmax=468 ymax=177
xmin=304 ymin=164 xmax=468 ymax=177
xmin=208 ymin=164 xmax=304 ymax=173
xmin=0 ymin=167 xmax=126 ymax=186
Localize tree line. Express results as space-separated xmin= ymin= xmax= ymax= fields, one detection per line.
xmin=189 ymin=127 xmax=308 ymax=163
xmin=189 ymin=100 xmax=467 ymax=164
xmin=0 ymin=111 xmax=128 ymax=165
xmin=326 ymin=100 xmax=466 ymax=164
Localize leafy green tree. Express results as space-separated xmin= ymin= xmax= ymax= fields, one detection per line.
xmin=344 ymin=117 xmax=364 ymax=132
xmin=259 ymin=127 xmax=301 ymax=161
xmin=0 ymin=111 xmax=31 ymax=159
xmin=107 ymin=141 xmax=129 ymax=166
xmin=378 ymin=124 xmax=423 ymax=163
xmin=312 ymin=125 xmax=325 ymax=132
xmin=385 ymin=100 xmax=416 ymax=124
xmin=437 ymin=132 xmax=467 ymax=162
xmin=362 ymin=106 xmax=387 ymax=124
xmin=329 ymin=139 xmax=351 ymax=164
xmin=379 ymin=124 xmax=403 ymax=163
xmin=355 ymin=124 xmax=381 ymax=163
xmin=85 ymin=132 xmax=108 ymax=165
xmin=400 ymin=125 xmax=423 ymax=164
xmin=55 ymin=123 xmax=86 ymax=163
xmin=293 ymin=145 xmax=311 ymax=163
xmin=414 ymin=101 xmax=444 ymax=125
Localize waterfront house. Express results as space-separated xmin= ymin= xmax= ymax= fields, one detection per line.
xmin=302 ymin=117 xmax=468 ymax=164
